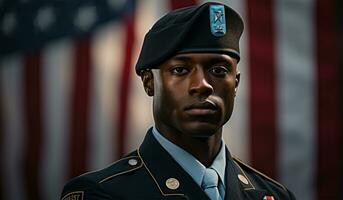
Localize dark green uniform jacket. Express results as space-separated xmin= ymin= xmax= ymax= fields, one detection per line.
xmin=61 ymin=129 xmax=296 ymax=200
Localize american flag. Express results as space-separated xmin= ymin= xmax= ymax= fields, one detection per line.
xmin=0 ymin=0 xmax=342 ymax=200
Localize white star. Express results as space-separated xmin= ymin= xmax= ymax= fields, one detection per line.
xmin=107 ymin=0 xmax=126 ymax=10
xmin=2 ymin=12 xmax=16 ymax=35
xmin=35 ymin=7 xmax=55 ymax=31
xmin=74 ymin=6 xmax=97 ymax=31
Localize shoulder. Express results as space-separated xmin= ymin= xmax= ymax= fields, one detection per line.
xmin=61 ymin=151 xmax=143 ymax=200
xmin=232 ymin=156 xmax=286 ymax=190
xmin=232 ymin=156 xmax=296 ymax=200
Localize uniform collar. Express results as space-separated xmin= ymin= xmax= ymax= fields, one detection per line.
xmin=223 ymin=148 xmax=273 ymax=200
xmin=151 ymin=126 xmax=226 ymax=189
xmin=138 ymin=128 xmax=208 ymax=199
xmin=138 ymin=128 xmax=270 ymax=200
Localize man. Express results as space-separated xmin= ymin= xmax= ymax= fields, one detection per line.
xmin=61 ymin=2 xmax=296 ymax=200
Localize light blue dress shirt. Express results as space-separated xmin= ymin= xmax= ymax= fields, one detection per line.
xmin=152 ymin=127 xmax=226 ymax=199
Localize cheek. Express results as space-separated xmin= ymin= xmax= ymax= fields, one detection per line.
xmin=155 ymin=84 xmax=183 ymax=117
xmin=163 ymin=86 xmax=184 ymax=112
xmin=162 ymin=77 xmax=188 ymax=105
xmin=217 ymin=82 xmax=236 ymax=114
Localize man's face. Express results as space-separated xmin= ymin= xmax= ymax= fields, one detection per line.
xmin=145 ymin=53 xmax=240 ymax=139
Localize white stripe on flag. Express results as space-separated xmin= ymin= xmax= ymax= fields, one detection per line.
xmin=124 ymin=0 xmax=169 ymax=153
xmin=1 ymin=55 xmax=27 ymax=200
xmin=125 ymin=69 xmax=153 ymax=153
xmin=134 ymin=0 xmax=169 ymax=40
xmin=275 ymin=0 xmax=316 ymax=199
xmin=40 ymin=39 xmax=74 ymax=200
xmin=88 ymin=22 xmax=125 ymax=169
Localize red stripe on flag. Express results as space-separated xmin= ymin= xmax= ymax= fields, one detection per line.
xmin=69 ymin=37 xmax=92 ymax=178
xmin=116 ymin=15 xmax=136 ymax=158
xmin=170 ymin=0 xmax=197 ymax=10
xmin=315 ymin=0 xmax=340 ymax=198
xmin=246 ymin=0 xmax=277 ymax=178
xmin=23 ymin=51 xmax=43 ymax=200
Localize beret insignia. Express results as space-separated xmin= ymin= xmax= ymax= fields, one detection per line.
xmin=210 ymin=5 xmax=226 ymax=37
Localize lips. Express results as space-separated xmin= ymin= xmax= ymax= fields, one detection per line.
xmin=184 ymin=100 xmax=218 ymax=115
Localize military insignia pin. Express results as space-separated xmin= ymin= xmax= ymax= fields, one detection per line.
xmin=263 ymin=195 xmax=275 ymax=200
xmin=209 ymin=5 xmax=226 ymax=37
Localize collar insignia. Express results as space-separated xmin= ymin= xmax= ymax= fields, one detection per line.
xmin=209 ymin=5 xmax=226 ymax=37
xmin=263 ymin=195 xmax=275 ymax=200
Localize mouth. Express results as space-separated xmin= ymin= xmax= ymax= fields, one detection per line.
xmin=184 ymin=100 xmax=218 ymax=115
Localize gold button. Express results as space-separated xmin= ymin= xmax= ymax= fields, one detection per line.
xmin=165 ymin=178 xmax=180 ymax=190
xmin=128 ymin=159 xmax=138 ymax=166
xmin=238 ymin=174 xmax=249 ymax=185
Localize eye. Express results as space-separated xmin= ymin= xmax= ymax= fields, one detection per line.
xmin=171 ymin=66 xmax=189 ymax=75
xmin=209 ymin=66 xmax=229 ymax=76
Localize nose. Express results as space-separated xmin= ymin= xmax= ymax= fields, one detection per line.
xmin=189 ymin=68 xmax=213 ymax=97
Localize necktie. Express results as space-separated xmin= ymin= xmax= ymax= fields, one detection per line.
xmin=201 ymin=168 xmax=222 ymax=200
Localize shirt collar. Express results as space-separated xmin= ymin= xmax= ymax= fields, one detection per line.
xmin=152 ymin=127 xmax=226 ymax=187
xmin=210 ymin=140 xmax=226 ymax=186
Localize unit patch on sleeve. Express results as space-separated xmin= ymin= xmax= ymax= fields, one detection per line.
xmin=62 ymin=191 xmax=84 ymax=200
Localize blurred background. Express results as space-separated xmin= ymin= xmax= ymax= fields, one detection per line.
xmin=0 ymin=0 xmax=342 ymax=199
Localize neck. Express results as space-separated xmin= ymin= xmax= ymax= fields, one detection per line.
xmin=156 ymin=125 xmax=223 ymax=167
xmin=185 ymin=136 xmax=222 ymax=167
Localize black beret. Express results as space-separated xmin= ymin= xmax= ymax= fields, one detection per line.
xmin=135 ymin=2 xmax=244 ymax=75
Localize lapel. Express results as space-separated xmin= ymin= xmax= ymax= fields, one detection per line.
xmin=224 ymin=148 xmax=270 ymax=200
xmin=138 ymin=128 xmax=210 ymax=200
xmin=138 ymin=129 xmax=271 ymax=200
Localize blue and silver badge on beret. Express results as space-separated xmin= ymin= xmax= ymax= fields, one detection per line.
xmin=209 ymin=5 xmax=226 ymax=37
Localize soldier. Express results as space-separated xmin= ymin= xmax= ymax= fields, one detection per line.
xmin=61 ymin=2 xmax=296 ymax=200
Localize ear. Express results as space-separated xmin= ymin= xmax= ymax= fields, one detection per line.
xmin=140 ymin=70 xmax=154 ymax=96
xmin=235 ymin=71 xmax=240 ymax=96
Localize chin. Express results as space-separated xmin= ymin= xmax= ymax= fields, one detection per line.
xmin=181 ymin=122 xmax=220 ymax=138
